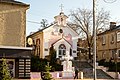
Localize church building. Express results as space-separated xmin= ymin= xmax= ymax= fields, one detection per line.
xmin=27 ymin=11 xmax=79 ymax=59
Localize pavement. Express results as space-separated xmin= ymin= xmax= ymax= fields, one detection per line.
xmin=13 ymin=77 xmax=114 ymax=80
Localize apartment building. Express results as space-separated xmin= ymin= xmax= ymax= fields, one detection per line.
xmin=97 ymin=22 xmax=120 ymax=62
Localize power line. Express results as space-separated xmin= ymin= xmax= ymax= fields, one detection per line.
xmin=27 ymin=20 xmax=41 ymax=24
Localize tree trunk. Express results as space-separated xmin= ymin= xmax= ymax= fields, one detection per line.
xmin=88 ymin=47 xmax=91 ymax=60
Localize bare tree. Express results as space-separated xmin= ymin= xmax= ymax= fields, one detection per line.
xmin=70 ymin=8 xmax=110 ymax=59
xmin=40 ymin=19 xmax=48 ymax=29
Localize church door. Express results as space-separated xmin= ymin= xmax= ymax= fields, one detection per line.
xmin=58 ymin=44 xmax=66 ymax=58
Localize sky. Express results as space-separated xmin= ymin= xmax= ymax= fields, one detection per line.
xmin=18 ymin=0 xmax=120 ymax=36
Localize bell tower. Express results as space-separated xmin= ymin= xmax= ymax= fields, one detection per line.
xmin=54 ymin=4 xmax=68 ymax=26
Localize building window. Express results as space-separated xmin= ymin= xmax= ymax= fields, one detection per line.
xmin=59 ymin=44 xmax=66 ymax=57
xmin=73 ymin=50 xmax=76 ymax=53
xmin=102 ymin=35 xmax=106 ymax=45
xmin=44 ymin=48 xmax=48 ymax=51
xmin=102 ymin=52 xmax=105 ymax=59
xmin=111 ymin=34 xmax=114 ymax=44
xmin=59 ymin=29 xmax=63 ymax=33
xmin=117 ymin=32 xmax=120 ymax=42
xmin=112 ymin=50 xmax=116 ymax=59
xmin=118 ymin=50 xmax=120 ymax=58
xmin=70 ymin=48 xmax=72 ymax=56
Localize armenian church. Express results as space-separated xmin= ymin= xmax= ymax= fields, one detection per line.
xmin=27 ymin=10 xmax=79 ymax=59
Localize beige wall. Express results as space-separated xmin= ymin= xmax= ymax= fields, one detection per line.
xmin=0 ymin=3 xmax=29 ymax=47
xmin=97 ymin=29 xmax=120 ymax=62
xmin=108 ymin=32 xmax=117 ymax=50
xmin=28 ymin=32 xmax=44 ymax=58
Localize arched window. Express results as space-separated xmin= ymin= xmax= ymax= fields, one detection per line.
xmin=59 ymin=44 xmax=66 ymax=57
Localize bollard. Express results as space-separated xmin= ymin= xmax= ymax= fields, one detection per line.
xmin=78 ymin=71 xmax=83 ymax=79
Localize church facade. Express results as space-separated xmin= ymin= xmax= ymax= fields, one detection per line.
xmin=27 ymin=12 xmax=78 ymax=59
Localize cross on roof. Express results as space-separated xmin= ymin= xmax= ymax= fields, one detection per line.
xmin=60 ymin=4 xmax=64 ymax=12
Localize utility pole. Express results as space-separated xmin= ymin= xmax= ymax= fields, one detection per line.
xmin=93 ymin=0 xmax=117 ymax=80
xmin=93 ymin=0 xmax=97 ymax=80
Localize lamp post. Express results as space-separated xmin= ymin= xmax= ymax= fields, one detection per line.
xmin=115 ymin=52 xmax=118 ymax=79
xmin=93 ymin=0 xmax=117 ymax=80
xmin=79 ymin=50 xmax=81 ymax=69
xmin=93 ymin=0 xmax=97 ymax=80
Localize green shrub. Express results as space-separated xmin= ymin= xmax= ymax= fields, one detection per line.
xmin=31 ymin=56 xmax=48 ymax=72
xmin=0 ymin=58 xmax=11 ymax=80
xmin=108 ymin=62 xmax=120 ymax=72
xmin=98 ymin=59 xmax=105 ymax=66
xmin=31 ymin=55 xmax=63 ymax=72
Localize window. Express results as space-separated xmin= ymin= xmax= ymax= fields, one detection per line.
xmin=111 ymin=34 xmax=114 ymax=44
xmin=112 ymin=50 xmax=116 ymax=59
xmin=117 ymin=32 xmax=120 ymax=42
xmin=59 ymin=29 xmax=63 ymax=33
xmin=44 ymin=48 xmax=48 ymax=51
xmin=59 ymin=44 xmax=66 ymax=57
xmin=102 ymin=52 xmax=105 ymax=59
xmin=70 ymin=48 xmax=72 ymax=56
xmin=102 ymin=35 xmax=106 ymax=45
xmin=118 ymin=50 xmax=120 ymax=58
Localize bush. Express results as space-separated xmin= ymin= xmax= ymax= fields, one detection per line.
xmin=108 ymin=62 xmax=120 ymax=72
xmin=0 ymin=58 xmax=12 ymax=80
xmin=51 ymin=64 xmax=63 ymax=71
xmin=31 ymin=56 xmax=48 ymax=72
xmin=98 ymin=59 xmax=105 ymax=66
xmin=31 ymin=55 xmax=63 ymax=72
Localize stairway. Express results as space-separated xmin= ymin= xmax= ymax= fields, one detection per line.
xmin=72 ymin=60 xmax=114 ymax=79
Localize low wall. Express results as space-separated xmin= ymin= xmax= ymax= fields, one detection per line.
xmin=30 ymin=72 xmax=63 ymax=79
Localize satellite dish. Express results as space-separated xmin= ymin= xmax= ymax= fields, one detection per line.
xmin=27 ymin=38 xmax=33 ymax=45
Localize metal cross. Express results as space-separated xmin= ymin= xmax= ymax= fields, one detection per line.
xmin=60 ymin=4 xmax=64 ymax=12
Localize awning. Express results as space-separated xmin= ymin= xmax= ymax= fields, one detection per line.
xmin=0 ymin=46 xmax=33 ymax=58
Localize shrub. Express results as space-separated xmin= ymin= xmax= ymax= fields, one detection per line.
xmin=0 ymin=58 xmax=12 ymax=80
xmin=98 ymin=59 xmax=105 ymax=66
xmin=31 ymin=55 xmax=63 ymax=72
xmin=31 ymin=56 xmax=48 ymax=72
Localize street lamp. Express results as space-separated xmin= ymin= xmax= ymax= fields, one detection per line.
xmin=93 ymin=0 xmax=96 ymax=80
xmin=115 ymin=52 xmax=118 ymax=79
xmin=92 ymin=0 xmax=117 ymax=80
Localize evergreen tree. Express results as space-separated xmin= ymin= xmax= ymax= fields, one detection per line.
xmin=43 ymin=62 xmax=53 ymax=80
xmin=0 ymin=58 xmax=11 ymax=80
xmin=49 ymin=45 xmax=56 ymax=64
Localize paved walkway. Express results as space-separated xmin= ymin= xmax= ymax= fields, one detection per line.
xmin=13 ymin=79 xmax=118 ymax=80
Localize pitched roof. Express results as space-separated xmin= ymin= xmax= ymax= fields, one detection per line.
xmin=27 ymin=23 xmax=54 ymax=37
xmin=0 ymin=0 xmax=29 ymax=6
xmin=28 ymin=22 xmax=79 ymax=37
xmin=52 ymin=37 xmax=72 ymax=46
xmin=97 ymin=25 xmax=120 ymax=35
